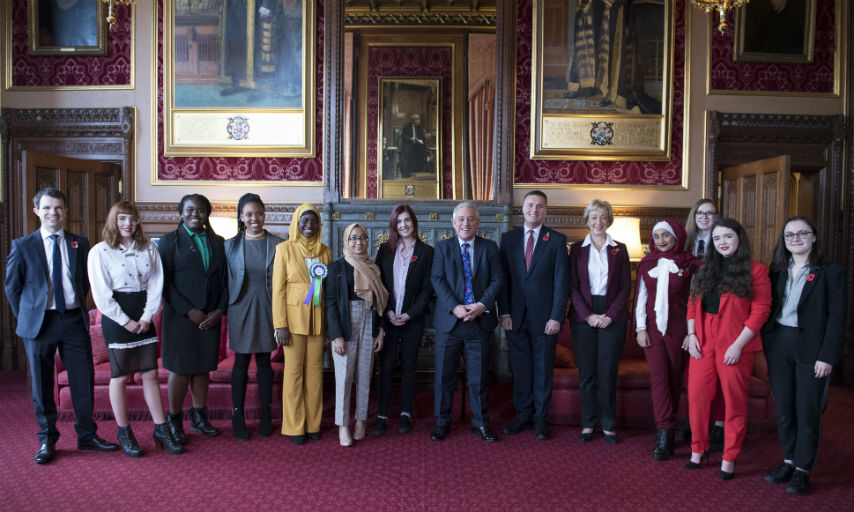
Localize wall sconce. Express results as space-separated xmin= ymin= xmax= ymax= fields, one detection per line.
xmin=102 ymin=0 xmax=136 ymax=30
xmin=608 ymin=217 xmax=645 ymax=262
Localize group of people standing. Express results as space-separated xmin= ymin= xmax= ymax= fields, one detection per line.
xmin=5 ymin=188 xmax=844 ymax=496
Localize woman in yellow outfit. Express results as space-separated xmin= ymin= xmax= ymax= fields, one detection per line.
xmin=272 ymin=203 xmax=332 ymax=445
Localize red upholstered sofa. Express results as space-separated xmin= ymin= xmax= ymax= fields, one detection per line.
xmin=54 ymin=309 xmax=285 ymax=420
xmin=549 ymin=320 xmax=776 ymax=431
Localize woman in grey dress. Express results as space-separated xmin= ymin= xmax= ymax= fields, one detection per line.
xmin=225 ymin=193 xmax=284 ymax=440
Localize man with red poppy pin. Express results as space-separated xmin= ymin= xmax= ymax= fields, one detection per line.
xmin=498 ymin=190 xmax=569 ymax=440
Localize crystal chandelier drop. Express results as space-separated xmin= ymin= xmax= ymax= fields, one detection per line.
xmin=101 ymin=0 xmax=136 ymax=30
xmin=690 ymin=0 xmax=750 ymax=34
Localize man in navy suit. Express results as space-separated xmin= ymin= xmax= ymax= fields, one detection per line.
xmin=430 ymin=202 xmax=503 ymax=442
xmin=499 ymin=190 xmax=569 ymax=440
xmin=5 ymin=188 xmax=118 ymax=464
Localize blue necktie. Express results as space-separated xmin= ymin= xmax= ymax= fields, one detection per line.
xmin=49 ymin=234 xmax=66 ymax=313
xmin=461 ymin=242 xmax=475 ymax=305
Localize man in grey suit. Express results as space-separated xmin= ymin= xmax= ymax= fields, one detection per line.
xmin=430 ymin=202 xmax=503 ymax=442
xmin=499 ymin=190 xmax=569 ymax=440
xmin=5 ymin=187 xmax=118 ymax=464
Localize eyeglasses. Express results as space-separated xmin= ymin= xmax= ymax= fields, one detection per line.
xmin=695 ymin=211 xmax=718 ymax=218
xmin=348 ymin=235 xmax=369 ymax=242
xmin=783 ymin=231 xmax=813 ymax=241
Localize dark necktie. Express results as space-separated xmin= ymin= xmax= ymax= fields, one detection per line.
xmin=697 ymin=239 xmax=705 ymax=258
xmin=49 ymin=234 xmax=66 ymax=313
xmin=461 ymin=242 xmax=475 ymax=305
xmin=525 ymin=230 xmax=534 ymax=271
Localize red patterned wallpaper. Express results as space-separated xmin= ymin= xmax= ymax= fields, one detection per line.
xmin=514 ymin=0 xmax=686 ymax=186
xmin=156 ymin=0 xmax=324 ymax=182
xmin=10 ymin=1 xmax=132 ymax=87
xmin=709 ymin=0 xmax=836 ymax=93
xmin=365 ymin=46 xmax=454 ymax=199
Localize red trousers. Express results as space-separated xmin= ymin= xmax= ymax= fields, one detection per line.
xmin=644 ymin=332 xmax=687 ymax=430
xmin=688 ymin=317 xmax=755 ymax=461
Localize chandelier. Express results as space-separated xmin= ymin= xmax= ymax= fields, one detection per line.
xmin=690 ymin=0 xmax=749 ymax=34
xmin=102 ymin=0 xmax=136 ymax=30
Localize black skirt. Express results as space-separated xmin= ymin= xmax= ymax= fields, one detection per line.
xmin=102 ymin=291 xmax=159 ymax=378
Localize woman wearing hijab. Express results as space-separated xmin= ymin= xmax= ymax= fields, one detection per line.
xmin=272 ymin=204 xmax=332 ymax=445
xmin=326 ymin=224 xmax=389 ymax=446
xmin=634 ymin=220 xmax=700 ymax=461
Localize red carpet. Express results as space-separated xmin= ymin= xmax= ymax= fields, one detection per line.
xmin=1 ymin=371 xmax=852 ymax=511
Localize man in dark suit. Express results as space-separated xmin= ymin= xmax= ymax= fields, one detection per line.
xmin=4 ymin=187 xmax=118 ymax=464
xmin=398 ymin=113 xmax=429 ymax=178
xmin=498 ymin=190 xmax=569 ymax=440
xmin=430 ymin=202 xmax=503 ymax=442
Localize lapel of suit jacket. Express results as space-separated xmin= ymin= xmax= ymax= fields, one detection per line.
xmin=29 ymin=231 xmax=50 ymax=283
xmin=605 ymin=242 xmax=619 ymax=292
xmin=527 ymin=226 xmax=549 ymax=275
xmin=473 ymin=236 xmax=485 ymax=280
xmin=179 ymin=225 xmax=207 ymax=273
xmin=403 ymin=240 xmax=423 ymax=292
xmin=265 ymin=233 xmax=277 ymax=270
xmin=577 ymin=243 xmax=592 ymax=300
xmin=65 ymin=232 xmax=78 ymax=284
xmin=797 ymin=266 xmax=819 ymax=310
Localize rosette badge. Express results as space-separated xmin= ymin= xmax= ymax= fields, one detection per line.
xmin=303 ymin=262 xmax=329 ymax=306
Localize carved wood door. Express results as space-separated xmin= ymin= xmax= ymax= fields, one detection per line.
xmin=23 ymin=151 xmax=121 ymax=242
xmin=721 ymin=155 xmax=791 ymax=266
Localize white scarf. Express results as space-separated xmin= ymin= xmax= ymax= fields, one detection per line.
xmin=647 ymin=257 xmax=679 ymax=335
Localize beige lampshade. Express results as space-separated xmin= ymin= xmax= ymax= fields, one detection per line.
xmin=607 ymin=217 xmax=645 ymax=262
xmin=208 ymin=215 xmax=239 ymax=240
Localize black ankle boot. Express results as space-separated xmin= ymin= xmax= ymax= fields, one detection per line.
xmin=258 ymin=406 xmax=273 ymax=438
xmin=153 ymin=423 xmax=184 ymax=454
xmin=117 ymin=425 xmax=143 ymax=458
xmin=189 ymin=407 xmax=220 ymax=437
xmin=666 ymin=428 xmax=676 ymax=456
xmin=232 ymin=408 xmax=249 ymax=440
xmin=167 ymin=412 xmax=188 ymax=445
xmin=653 ymin=428 xmax=669 ymax=461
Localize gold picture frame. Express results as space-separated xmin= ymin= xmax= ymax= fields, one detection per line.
xmin=734 ymin=0 xmax=816 ymax=64
xmin=161 ymin=0 xmax=315 ymax=157
xmin=530 ymin=0 xmax=674 ymax=161
xmin=377 ymin=77 xmax=442 ymax=199
xmin=28 ymin=0 xmax=107 ymax=56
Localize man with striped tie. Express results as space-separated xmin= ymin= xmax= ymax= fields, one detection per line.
xmin=5 ymin=188 xmax=118 ymax=464
xmin=430 ymin=202 xmax=503 ymax=442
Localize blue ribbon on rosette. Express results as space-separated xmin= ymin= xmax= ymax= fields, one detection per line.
xmin=303 ymin=262 xmax=328 ymax=306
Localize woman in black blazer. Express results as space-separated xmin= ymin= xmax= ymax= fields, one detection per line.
xmin=568 ymin=199 xmax=631 ymax=444
xmin=158 ymin=194 xmax=228 ymax=444
xmin=371 ymin=204 xmax=434 ymax=437
xmin=762 ymin=216 xmax=846 ymax=496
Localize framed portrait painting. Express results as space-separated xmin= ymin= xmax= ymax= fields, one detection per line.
xmin=734 ymin=0 xmax=816 ymax=63
xmin=377 ymin=78 xmax=442 ymax=199
xmin=28 ymin=0 xmax=107 ymax=56
xmin=162 ymin=0 xmax=315 ymax=157
xmin=530 ymin=0 xmax=674 ymax=160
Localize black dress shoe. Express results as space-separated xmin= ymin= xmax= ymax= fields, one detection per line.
xmin=430 ymin=426 xmax=449 ymax=441
xmin=290 ymin=435 xmax=305 ymax=445
xmin=35 ymin=442 xmax=55 ymax=464
xmin=719 ymin=469 xmax=735 ymax=481
xmin=371 ymin=418 xmax=387 ymax=437
xmin=397 ymin=415 xmax=413 ymax=434
xmin=306 ymin=431 xmax=321 ymax=441
xmin=77 ymin=435 xmax=119 ymax=452
xmin=786 ymin=469 xmax=810 ymax=495
xmin=765 ymin=462 xmax=795 ymax=484
xmin=472 ymin=426 xmax=498 ymax=442
xmin=578 ymin=430 xmax=594 ymax=442
xmin=685 ymin=450 xmax=710 ymax=469
xmin=502 ymin=419 xmax=533 ymax=435
xmin=603 ymin=432 xmax=620 ymax=444
xmin=534 ymin=420 xmax=550 ymax=440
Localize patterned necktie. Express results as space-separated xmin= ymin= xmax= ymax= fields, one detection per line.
xmin=49 ymin=234 xmax=66 ymax=313
xmin=525 ymin=230 xmax=534 ymax=271
xmin=461 ymin=242 xmax=475 ymax=305
xmin=697 ymin=239 xmax=705 ymax=258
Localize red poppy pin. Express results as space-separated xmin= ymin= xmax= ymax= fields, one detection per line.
xmin=542 ymin=233 xmax=550 ymax=242
xmin=70 ymin=241 xmax=78 ymax=249
xmin=411 ymin=255 xmax=418 ymax=262
xmin=807 ymin=273 xmax=815 ymax=282
xmin=610 ymin=248 xmax=618 ymax=255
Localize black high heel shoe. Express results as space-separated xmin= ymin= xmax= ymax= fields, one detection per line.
xmin=684 ymin=451 xmax=710 ymax=469
xmin=719 ymin=463 xmax=736 ymax=480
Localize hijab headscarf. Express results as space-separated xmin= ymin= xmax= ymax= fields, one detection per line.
xmin=342 ymin=223 xmax=389 ymax=311
xmin=636 ymin=219 xmax=700 ymax=335
xmin=289 ymin=203 xmax=323 ymax=258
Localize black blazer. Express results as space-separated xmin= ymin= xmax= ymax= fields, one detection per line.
xmin=568 ymin=240 xmax=631 ymax=324
xmin=498 ymin=226 xmax=569 ymax=331
xmin=430 ymin=235 xmax=503 ymax=333
xmin=325 ymin=258 xmax=383 ymax=341
xmin=158 ymin=225 xmax=228 ymax=315
xmin=375 ymin=239 xmax=435 ymax=326
xmin=4 ymin=230 xmax=90 ymax=339
xmin=762 ymin=263 xmax=847 ymax=367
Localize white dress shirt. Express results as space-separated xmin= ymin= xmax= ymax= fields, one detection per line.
xmin=392 ymin=241 xmax=415 ymax=316
xmin=41 ymin=228 xmax=79 ymax=310
xmin=582 ymin=233 xmax=616 ymax=296
xmin=88 ymin=240 xmax=164 ymax=326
